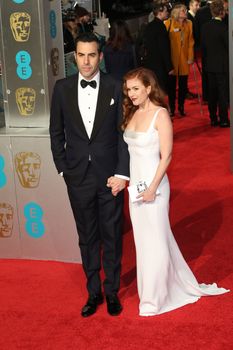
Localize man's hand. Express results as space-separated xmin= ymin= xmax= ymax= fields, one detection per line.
xmin=107 ymin=176 xmax=126 ymax=196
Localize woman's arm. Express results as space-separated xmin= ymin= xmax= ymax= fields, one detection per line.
xmin=138 ymin=109 xmax=173 ymax=202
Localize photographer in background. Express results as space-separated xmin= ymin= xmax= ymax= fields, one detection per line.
xmin=63 ymin=8 xmax=79 ymax=54
xmin=75 ymin=6 xmax=94 ymax=34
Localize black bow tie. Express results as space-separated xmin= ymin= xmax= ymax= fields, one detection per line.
xmin=80 ymin=79 xmax=97 ymax=89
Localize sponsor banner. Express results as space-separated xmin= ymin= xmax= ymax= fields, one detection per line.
xmin=0 ymin=137 xmax=21 ymax=257
xmin=0 ymin=135 xmax=81 ymax=262
xmin=0 ymin=0 xmax=65 ymax=127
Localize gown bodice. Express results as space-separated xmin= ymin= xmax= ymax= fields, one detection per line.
xmin=124 ymin=107 xmax=168 ymax=187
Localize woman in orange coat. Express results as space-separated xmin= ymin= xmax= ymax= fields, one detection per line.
xmin=164 ymin=4 xmax=194 ymax=116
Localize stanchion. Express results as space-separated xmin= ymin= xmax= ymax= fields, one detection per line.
xmin=192 ymin=62 xmax=203 ymax=115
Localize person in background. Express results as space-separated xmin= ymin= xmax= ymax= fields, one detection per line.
xmin=164 ymin=3 xmax=194 ymax=116
xmin=194 ymin=0 xmax=212 ymax=103
xmin=143 ymin=0 xmax=174 ymax=94
xmin=188 ymin=0 xmax=200 ymax=24
xmin=186 ymin=0 xmax=200 ymax=99
xmin=201 ymin=0 xmax=230 ymax=127
xmin=50 ymin=32 xmax=129 ymax=318
xmin=75 ymin=6 xmax=94 ymax=34
xmin=103 ymin=20 xmax=137 ymax=81
xmin=63 ymin=9 xmax=79 ymax=54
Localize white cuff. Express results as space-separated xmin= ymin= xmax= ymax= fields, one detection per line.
xmin=114 ymin=174 xmax=129 ymax=181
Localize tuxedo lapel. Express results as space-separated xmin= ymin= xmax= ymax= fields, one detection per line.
xmin=90 ymin=74 xmax=113 ymax=141
xmin=66 ymin=74 xmax=89 ymax=139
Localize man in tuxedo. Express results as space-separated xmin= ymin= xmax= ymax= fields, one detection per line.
xmin=50 ymin=32 xmax=129 ymax=317
xmin=201 ymin=0 xmax=229 ymax=127
xmin=143 ymin=1 xmax=174 ymax=93
xmin=187 ymin=0 xmax=200 ymax=24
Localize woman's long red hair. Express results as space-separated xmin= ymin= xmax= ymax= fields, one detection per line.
xmin=122 ymin=67 xmax=167 ymax=130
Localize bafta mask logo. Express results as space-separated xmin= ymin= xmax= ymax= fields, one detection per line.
xmin=15 ymin=152 xmax=41 ymax=188
xmin=10 ymin=12 xmax=31 ymax=42
xmin=0 ymin=203 xmax=13 ymax=238
xmin=51 ymin=48 xmax=59 ymax=76
xmin=16 ymin=88 xmax=36 ymax=116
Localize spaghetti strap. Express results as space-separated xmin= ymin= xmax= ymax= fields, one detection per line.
xmin=148 ymin=107 xmax=165 ymax=131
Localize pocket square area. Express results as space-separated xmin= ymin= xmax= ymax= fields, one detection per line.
xmin=110 ymin=98 xmax=115 ymax=105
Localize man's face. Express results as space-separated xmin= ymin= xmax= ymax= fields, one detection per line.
xmin=15 ymin=152 xmax=41 ymax=188
xmin=0 ymin=204 xmax=13 ymax=238
xmin=81 ymin=14 xmax=91 ymax=23
xmin=16 ymin=88 xmax=36 ymax=116
xmin=190 ymin=1 xmax=200 ymax=15
xmin=161 ymin=6 xmax=169 ymax=20
xmin=75 ymin=41 xmax=102 ymax=80
xmin=10 ymin=12 xmax=31 ymax=42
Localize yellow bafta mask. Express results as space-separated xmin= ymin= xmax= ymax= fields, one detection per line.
xmin=10 ymin=12 xmax=31 ymax=42
xmin=16 ymin=88 xmax=36 ymax=116
xmin=0 ymin=203 xmax=13 ymax=238
xmin=15 ymin=152 xmax=41 ymax=188
xmin=51 ymin=48 xmax=59 ymax=76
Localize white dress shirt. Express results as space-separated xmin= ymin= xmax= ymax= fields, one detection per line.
xmin=78 ymin=72 xmax=99 ymax=138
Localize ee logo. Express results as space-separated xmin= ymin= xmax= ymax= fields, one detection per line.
xmin=12 ymin=0 xmax=25 ymax=3
xmin=0 ymin=155 xmax=7 ymax=188
xmin=49 ymin=10 xmax=57 ymax=39
xmin=24 ymin=202 xmax=45 ymax=238
xmin=16 ymin=51 xmax=32 ymax=80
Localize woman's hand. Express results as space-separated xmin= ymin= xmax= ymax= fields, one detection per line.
xmin=137 ymin=187 xmax=158 ymax=202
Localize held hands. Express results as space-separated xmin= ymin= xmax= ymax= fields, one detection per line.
xmin=187 ymin=60 xmax=194 ymax=65
xmin=107 ymin=176 xmax=126 ymax=196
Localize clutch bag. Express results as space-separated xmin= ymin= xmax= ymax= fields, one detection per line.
xmin=127 ymin=180 xmax=160 ymax=203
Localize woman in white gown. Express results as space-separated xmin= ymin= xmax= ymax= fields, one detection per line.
xmin=121 ymin=67 xmax=229 ymax=316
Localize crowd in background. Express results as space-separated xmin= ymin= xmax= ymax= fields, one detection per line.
xmin=62 ymin=0 xmax=230 ymax=127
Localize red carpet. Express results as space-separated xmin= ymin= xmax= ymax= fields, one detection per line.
xmin=0 ymin=72 xmax=233 ymax=349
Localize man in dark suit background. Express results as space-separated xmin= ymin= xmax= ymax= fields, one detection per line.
xmin=143 ymin=1 xmax=174 ymax=93
xmin=194 ymin=0 xmax=212 ymax=102
xmin=201 ymin=0 xmax=229 ymax=127
xmin=187 ymin=0 xmax=200 ymax=24
xmin=50 ymin=32 xmax=129 ymax=317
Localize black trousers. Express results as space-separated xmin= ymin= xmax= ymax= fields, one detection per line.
xmin=168 ymin=75 xmax=188 ymax=112
xmin=64 ymin=163 xmax=124 ymax=296
xmin=207 ymin=72 xmax=229 ymax=123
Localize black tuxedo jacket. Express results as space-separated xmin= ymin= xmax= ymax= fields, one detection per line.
xmin=143 ymin=17 xmax=173 ymax=77
xmin=194 ymin=4 xmax=212 ymax=48
xmin=49 ymin=72 xmax=129 ymax=185
xmin=201 ymin=19 xmax=228 ymax=73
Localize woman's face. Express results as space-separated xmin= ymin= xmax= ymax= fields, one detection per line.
xmin=126 ymin=78 xmax=151 ymax=106
xmin=178 ymin=7 xmax=187 ymax=20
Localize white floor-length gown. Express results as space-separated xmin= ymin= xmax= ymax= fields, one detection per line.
xmin=124 ymin=108 xmax=229 ymax=316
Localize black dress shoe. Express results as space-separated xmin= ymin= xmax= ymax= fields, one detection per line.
xmin=186 ymin=91 xmax=198 ymax=99
xmin=211 ymin=120 xmax=219 ymax=127
xmin=219 ymin=121 xmax=230 ymax=128
xmin=81 ymin=293 xmax=104 ymax=317
xmin=106 ymin=294 xmax=122 ymax=316
xmin=170 ymin=111 xmax=175 ymax=117
xmin=178 ymin=106 xmax=186 ymax=116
